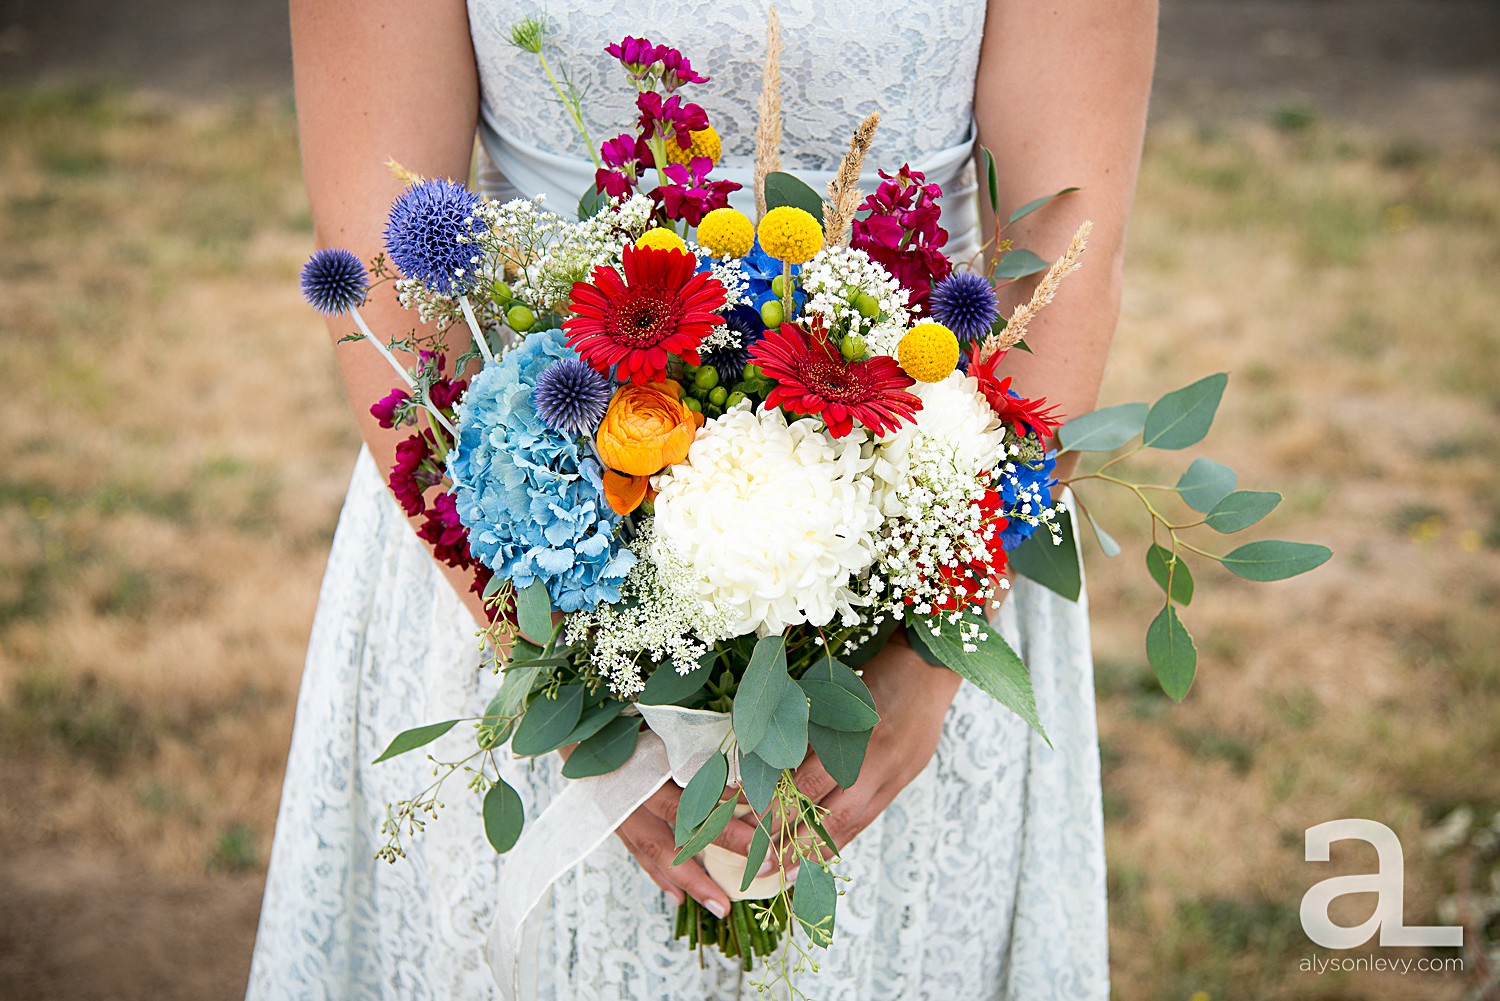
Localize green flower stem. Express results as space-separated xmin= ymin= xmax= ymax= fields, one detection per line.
xmin=780 ymin=262 xmax=794 ymax=321
xmin=535 ymin=52 xmax=600 ymax=169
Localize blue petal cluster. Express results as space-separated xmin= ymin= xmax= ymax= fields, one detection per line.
xmin=998 ymin=440 xmax=1058 ymax=550
xmin=384 ymin=179 xmax=486 ymax=296
xmin=300 ymin=248 xmax=368 ymax=315
xmin=448 ymin=328 xmax=636 ymax=611
xmin=740 ymin=238 xmax=803 ymax=312
xmin=929 ymin=271 xmax=999 ymax=342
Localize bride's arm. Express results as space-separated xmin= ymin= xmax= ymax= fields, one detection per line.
xmin=291 ymin=0 xmax=489 ymax=624
xmin=974 ymin=0 xmax=1157 ymax=478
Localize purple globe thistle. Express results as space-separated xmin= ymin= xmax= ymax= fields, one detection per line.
xmin=300 ymin=248 xmax=368 ymax=315
xmin=384 ymin=179 xmax=486 ymax=296
xmin=700 ymin=305 xmax=764 ymax=383
xmin=928 ymin=271 xmax=1000 ymax=342
xmin=532 ymin=358 xmax=613 ymax=435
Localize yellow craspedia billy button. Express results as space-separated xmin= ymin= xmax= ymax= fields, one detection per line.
xmin=696 ymin=207 xmax=755 ymax=258
xmin=757 ymin=206 xmax=824 ymax=265
xmin=664 ymin=126 xmax=722 ymax=167
xmin=635 ymin=228 xmax=689 ymax=254
xmin=897 ymin=322 xmax=960 ymax=383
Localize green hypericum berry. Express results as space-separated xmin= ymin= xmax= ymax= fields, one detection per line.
xmin=506 ymin=304 xmax=536 ymax=331
xmin=708 ymin=386 xmax=728 ymax=407
xmin=840 ymin=334 xmax=867 ymax=361
xmin=684 ymin=397 xmax=702 ymax=413
xmin=853 ymin=291 xmax=880 ymax=319
xmin=760 ymin=300 xmax=784 ymax=329
xmin=771 ymin=274 xmax=788 ymax=298
xmin=742 ymin=362 xmax=761 ymax=381
xmin=726 ymin=391 xmax=746 ymax=408
xmin=491 ymin=280 xmax=514 ymax=307
xmin=694 ymin=366 xmax=719 ymax=391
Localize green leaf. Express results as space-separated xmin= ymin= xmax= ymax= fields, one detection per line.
xmin=638 ymin=654 xmax=712 ymax=705
xmin=792 ymin=861 xmax=837 ymax=948
xmin=672 ymin=797 xmax=737 ymax=866
xmin=799 ymin=657 xmax=876 ymax=713
xmin=482 ymin=573 xmax=508 ymax=600
xmin=798 ymin=680 xmax=879 ymax=731
xmin=1057 ymin=402 xmax=1148 ymax=453
xmin=1146 ymin=603 xmax=1197 ymax=701
xmin=1009 ymin=510 xmax=1081 ymax=601
xmin=564 ymin=700 xmax=626 ymax=745
xmin=373 ymin=719 xmax=461 ymax=763
xmin=980 ymin=145 xmax=999 ymax=215
xmin=483 ymin=778 xmax=525 ymax=853
xmin=1220 ymin=540 xmax=1332 ymax=581
xmin=741 ymin=819 xmax=773 ymax=893
xmin=732 ymin=635 xmax=790 ymax=755
xmin=1176 ymin=458 xmax=1238 ymax=513
xmin=1142 ymin=373 xmax=1228 ymax=450
xmin=675 ymin=751 xmax=729 ymax=847
xmin=906 ymin=612 xmax=1048 ymax=741
xmin=562 ymin=716 xmax=640 ymax=778
xmin=510 ymin=683 xmax=584 ymax=756
xmin=806 ymin=723 xmax=872 ymax=789
xmin=1204 ymin=490 xmax=1282 ymax=533
xmin=993 ymin=248 xmax=1048 ymax=281
xmin=1145 ymin=544 xmax=1195 ymax=605
xmin=1084 ymin=508 xmax=1121 ymax=557
xmin=577 ymin=185 xmax=606 ymax=221
xmin=753 ymin=683 xmax=811 ymax=770
xmin=798 ymin=797 xmax=838 ymax=857
xmin=516 ymin=580 xmax=553 ymax=643
xmin=763 ymin=171 xmax=824 ymax=220
xmin=737 ymin=751 xmax=780 ymax=814
xmin=1007 ymin=186 xmax=1079 ymax=225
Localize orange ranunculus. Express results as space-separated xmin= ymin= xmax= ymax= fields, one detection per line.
xmin=602 ymin=469 xmax=649 ymax=516
xmin=595 ymin=380 xmax=702 ymax=478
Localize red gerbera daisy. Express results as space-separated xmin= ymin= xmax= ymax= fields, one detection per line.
xmin=968 ymin=347 xmax=1066 ymax=439
xmin=565 ymin=244 xmax=726 ymax=385
xmin=749 ymin=322 xmax=922 ymax=438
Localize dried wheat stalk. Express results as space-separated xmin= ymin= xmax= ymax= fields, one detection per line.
xmin=824 ymin=112 xmax=880 ymax=247
xmin=385 ymin=158 xmax=425 ymax=186
xmin=752 ymin=6 xmax=783 ymax=219
xmin=982 ymin=220 xmax=1093 ymax=359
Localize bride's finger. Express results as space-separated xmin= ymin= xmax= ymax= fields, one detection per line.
xmin=615 ymin=828 xmax=684 ymax=905
xmin=790 ymin=749 xmax=839 ymax=804
xmin=619 ymin=810 xmax=732 ymax=918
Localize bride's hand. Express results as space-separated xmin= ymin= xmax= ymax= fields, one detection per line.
xmin=788 ymin=630 xmax=965 ymax=857
xmin=614 ymin=779 xmax=759 ymax=919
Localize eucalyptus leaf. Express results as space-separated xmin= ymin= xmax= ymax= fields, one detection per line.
xmin=763 ymin=171 xmax=825 ymax=219
xmin=793 ymin=862 xmax=837 ymax=948
xmin=671 ymin=797 xmax=737 ymax=866
xmin=638 ymin=653 xmax=713 ymax=705
xmin=562 ymin=700 xmax=627 ymax=749
xmin=993 ymin=248 xmax=1049 ymax=281
xmin=1009 ymin=510 xmax=1082 ymax=601
xmin=483 ymin=778 xmax=525 ymax=853
xmin=1056 ymin=402 xmax=1148 ymax=453
xmin=1176 ymin=458 xmax=1238 ymax=513
xmin=732 ymin=635 xmax=790 ymax=755
xmin=577 ymin=185 xmax=606 ymax=221
xmin=1147 ymin=603 xmax=1197 ymax=701
xmin=906 ymin=612 xmax=1047 ymax=741
xmin=1205 ymin=490 xmax=1282 ymax=533
xmin=798 ymin=679 xmax=880 ymax=731
xmin=799 ymin=657 xmax=876 ymax=712
xmin=510 ymin=683 xmax=584 ymax=756
xmin=753 ymin=683 xmax=811 ymax=770
xmin=741 ymin=819 xmax=773 ymax=892
xmin=1220 ymin=540 xmax=1332 ymax=581
xmin=373 ymin=719 xmax=461 ymax=764
xmin=675 ymin=751 xmax=729 ymax=847
xmin=1007 ymin=186 xmax=1080 ymax=225
xmin=482 ymin=573 xmax=508 ymax=600
xmin=980 ymin=145 xmax=999 ymax=215
xmin=1142 ymin=373 xmax=1228 ymax=450
xmin=798 ymin=797 xmax=839 ymax=857
xmin=516 ymin=580 xmax=554 ymax=643
xmin=807 ymin=723 xmax=872 ymax=789
xmin=561 ymin=716 xmax=640 ymax=779
xmin=1084 ymin=509 xmax=1122 ymax=557
xmin=1145 ymin=544 xmax=1195 ymax=605
xmin=737 ymin=751 xmax=780 ymax=814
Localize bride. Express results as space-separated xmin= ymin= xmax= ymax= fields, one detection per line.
xmin=248 ymin=1 xmax=1155 ymax=998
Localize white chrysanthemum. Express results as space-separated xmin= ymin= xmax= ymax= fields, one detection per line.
xmin=871 ymin=371 xmax=1005 ymax=517
xmin=650 ymin=405 xmax=883 ymax=636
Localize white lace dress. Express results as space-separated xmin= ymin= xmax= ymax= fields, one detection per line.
xmin=247 ymin=3 xmax=1109 ymax=998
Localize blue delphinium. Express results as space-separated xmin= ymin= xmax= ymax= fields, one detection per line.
xmin=998 ymin=441 xmax=1059 ymax=550
xmin=533 ymin=358 xmax=613 ymax=436
xmin=384 ymin=179 xmax=486 ymax=296
xmin=448 ymin=328 xmax=635 ymax=611
xmin=300 ymin=248 xmax=368 ymax=315
xmin=929 ymin=271 xmax=999 ymax=342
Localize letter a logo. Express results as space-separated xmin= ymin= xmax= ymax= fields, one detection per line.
xmin=1301 ymin=819 xmax=1462 ymax=949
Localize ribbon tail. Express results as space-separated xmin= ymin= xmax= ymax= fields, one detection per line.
xmin=486 ymin=730 xmax=672 ymax=998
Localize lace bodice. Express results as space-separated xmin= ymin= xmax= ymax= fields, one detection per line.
xmin=467 ymin=0 xmax=988 ymax=173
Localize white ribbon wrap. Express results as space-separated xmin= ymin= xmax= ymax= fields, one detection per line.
xmin=486 ymin=705 xmax=772 ymax=998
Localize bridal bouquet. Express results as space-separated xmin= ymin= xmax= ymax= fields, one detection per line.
xmin=298 ymin=15 xmax=1329 ymax=994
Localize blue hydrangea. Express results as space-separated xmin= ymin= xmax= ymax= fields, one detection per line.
xmin=384 ymin=179 xmax=486 ymax=296
xmin=998 ymin=440 xmax=1058 ymax=550
xmin=740 ymin=238 xmax=803 ymax=312
xmin=448 ymin=328 xmax=635 ymax=611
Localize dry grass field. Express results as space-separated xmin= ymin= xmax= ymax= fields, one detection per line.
xmin=1 ymin=84 xmax=1497 ymax=1000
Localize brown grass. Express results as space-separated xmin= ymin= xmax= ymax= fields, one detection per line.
xmin=1 ymin=89 xmax=1497 ymax=1000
